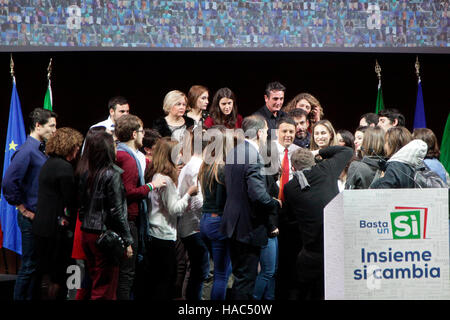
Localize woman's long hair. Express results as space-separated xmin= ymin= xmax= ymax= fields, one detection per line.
xmin=82 ymin=131 xmax=116 ymax=189
xmin=309 ymin=119 xmax=338 ymax=151
xmin=283 ymin=92 xmax=321 ymax=114
xmin=361 ymin=126 xmax=385 ymax=157
xmin=146 ymin=137 xmax=179 ymax=185
xmin=412 ymin=128 xmax=440 ymax=159
xmin=198 ymin=126 xmax=234 ymax=194
xmin=75 ymin=126 xmax=107 ymax=178
xmin=209 ymin=87 xmax=238 ymax=128
xmin=384 ymin=126 xmax=412 ymax=158
xmin=187 ymin=85 xmax=208 ymax=111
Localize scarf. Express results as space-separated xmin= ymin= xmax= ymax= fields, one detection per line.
xmin=116 ymin=142 xmax=151 ymax=258
xmin=293 ymin=167 xmax=312 ymax=190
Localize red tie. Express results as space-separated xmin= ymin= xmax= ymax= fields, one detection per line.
xmin=278 ymin=148 xmax=289 ymax=201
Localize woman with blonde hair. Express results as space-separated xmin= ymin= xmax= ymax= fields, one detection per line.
xmin=198 ymin=126 xmax=234 ymax=300
xmin=186 ymin=85 xmax=209 ymax=127
xmin=145 ymin=137 xmax=198 ymax=300
xmin=309 ymin=119 xmax=338 ymax=151
xmin=345 ymin=126 xmax=386 ymax=189
xmin=152 ymin=90 xmax=195 ymax=141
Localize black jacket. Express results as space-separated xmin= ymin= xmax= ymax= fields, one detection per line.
xmin=33 ymin=156 xmax=78 ymax=238
xmin=283 ymin=146 xmax=353 ymax=255
xmin=220 ymin=141 xmax=280 ymax=246
xmin=369 ymin=161 xmax=415 ymax=189
xmin=78 ymin=164 xmax=133 ymax=247
xmin=201 ymin=165 xmax=227 ymax=216
xmin=252 ymin=105 xmax=286 ymax=139
xmin=152 ymin=116 xmax=195 ymax=138
xmin=345 ymin=156 xmax=386 ymax=189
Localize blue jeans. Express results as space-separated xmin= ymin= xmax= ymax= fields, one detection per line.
xmin=14 ymin=213 xmax=38 ymax=300
xmin=253 ymin=236 xmax=278 ymax=300
xmin=181 ymin=232 xmax=210 ymax=300
xmin=199 ymin=213 xmax=232 ymax=300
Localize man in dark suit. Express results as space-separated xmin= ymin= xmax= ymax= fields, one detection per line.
xmin=253 ymin=81 xmax=287 ymax=139
xmin=220 ymin=115 xmax=282 ymax=300
xmin=283 ymin=146 xmax=353 ymax=300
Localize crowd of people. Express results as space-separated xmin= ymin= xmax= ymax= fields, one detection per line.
xmin=1 ymin=0 xmax=448 ymax=48
xmin=2 ymin=81 xmax=449 ymax=301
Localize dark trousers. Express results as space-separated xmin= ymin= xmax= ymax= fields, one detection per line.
xmin=81 ymin=231 xmax=119 ymax=300
xmin=174 ymin=238 xmax=189 ymax=299
xmin=229 ymin=239 xmax=261 ymax=300
xmin=146 ymin=236 xmax=177 ymax=300
xmin=296 ymin=250 xmax=324 ymax=300
xmin=117 ymin=220 xmax=138 ymax=300
xmin=181 ymin=232 xmax=210 ymax=300
xmin=14 ymin=214 xmax=38 ymax=300
xmin=276 ymin=222 xmax=303 ymax=300
xmin=34 ymin=232 xmax=71 ymax=300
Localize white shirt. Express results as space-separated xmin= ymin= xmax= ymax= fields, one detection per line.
xmin=245 ymin=138 xmax=260 ymax=152
xmin=91 ymin=116 xmax=115 ymax=132
xmin=148 ymin=173 xmax=191 ymax=241
xmin=275 ymin=140 xmax=300 ymax=182
xmin=177 ymin=155 xmax=203 ymax=238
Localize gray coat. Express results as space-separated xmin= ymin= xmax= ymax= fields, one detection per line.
xmin=345 ymin=156 xmax=384 ymax=189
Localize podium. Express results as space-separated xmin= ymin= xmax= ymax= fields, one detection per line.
xmin=324 ymin=188 xmax=449 ymax=300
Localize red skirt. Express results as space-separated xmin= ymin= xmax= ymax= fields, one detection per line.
xmin=71 ymin=211 xmax=87 ymax=260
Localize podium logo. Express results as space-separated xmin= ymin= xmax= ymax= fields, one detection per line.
xmin=390 ymin=208 xmax=428 ymax=240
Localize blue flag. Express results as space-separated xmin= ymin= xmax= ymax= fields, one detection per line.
xmin=0 ymin=80 xmax=26 ymax=254
xmin=413 ymin=79 xmax=426 ymax=129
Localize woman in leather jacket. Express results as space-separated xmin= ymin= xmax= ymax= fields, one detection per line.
xmin=78 ymin=131 xmax=133 ymax=300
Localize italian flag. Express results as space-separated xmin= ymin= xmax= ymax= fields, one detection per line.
xmin=375 ymin=80 xmax=384 ymax=114
xmin=43 ymin=79 xmax=52 ymax=111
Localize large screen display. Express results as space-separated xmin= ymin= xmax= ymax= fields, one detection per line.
xmin=0 ymin=0 xmax=448 ymax=51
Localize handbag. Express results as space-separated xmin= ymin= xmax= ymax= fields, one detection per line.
xmin=96 ymin=229 xmax=126 ymax=263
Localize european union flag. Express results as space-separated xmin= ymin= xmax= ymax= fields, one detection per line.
xmin=413 ymin=79 xmax=426 ymax=130
xmin=0 ymin=80 xmax=26 ymax=254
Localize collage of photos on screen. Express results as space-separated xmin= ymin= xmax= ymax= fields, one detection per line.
xmin=0 ymin=0 xmax=448 ymax=48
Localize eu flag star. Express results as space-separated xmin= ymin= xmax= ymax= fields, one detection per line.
xmin=9 ymin=140 xmax=18 ymax=151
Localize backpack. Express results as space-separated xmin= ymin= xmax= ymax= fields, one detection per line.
xmin=413 ymin=163 xmax=448 ymax=188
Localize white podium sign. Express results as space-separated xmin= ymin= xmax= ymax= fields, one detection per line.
xmin=324 ymin=189 xmax=449 ymax=300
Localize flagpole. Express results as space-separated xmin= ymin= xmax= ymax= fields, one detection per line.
xmin=375 ymin=59 xmax=384 ymax=114
xmin=375 ymin=59 xmax=381 ymax=88
xmin=413 ymin=56 xmax=426 ymax=129
xmin=44 ymin=58 xmax=53 ymax=111
xmin=10 ymin=53 xmax=15 ymax=84
xmin=415 ymin=56 xmax=421 ymax=83
xmin=47 ymin=57 xmax=52 ymax=81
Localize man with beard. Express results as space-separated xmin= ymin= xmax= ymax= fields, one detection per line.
xmin=91 ymin=96 xmax=130 ymax=134
xmin=289 ymin=108 xmax=311 ymax=149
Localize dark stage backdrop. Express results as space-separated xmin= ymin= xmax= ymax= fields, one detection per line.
xmin=0 ymin=51 xmax=448 ymax=175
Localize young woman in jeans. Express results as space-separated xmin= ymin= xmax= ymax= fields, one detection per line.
xmin=198 ymin=126 xmax=234 ymax=300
